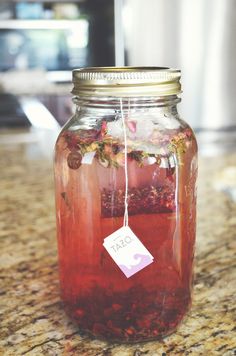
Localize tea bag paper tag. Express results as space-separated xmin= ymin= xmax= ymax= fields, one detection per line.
xmin=103 ymin=226 xmax=154 ymax=278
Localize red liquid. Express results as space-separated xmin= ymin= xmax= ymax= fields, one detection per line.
xmin=54 ymin=128 xmax=197 ymax=342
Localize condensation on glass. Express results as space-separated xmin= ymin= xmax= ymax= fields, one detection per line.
xmin=54 ymin=67 xmax=198 ymax=342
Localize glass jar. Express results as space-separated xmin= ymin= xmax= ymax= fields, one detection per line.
xmin=54 ymin=67 xmax=198 ymax=342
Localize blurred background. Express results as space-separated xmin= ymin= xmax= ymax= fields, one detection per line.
xmin=0 ymin=0 xmax=114 ymax=130
xmin=0 ymin=0 xmax=235 ymax=156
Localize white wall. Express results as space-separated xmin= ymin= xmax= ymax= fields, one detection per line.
xmin=123 ymin=0 xmax=236 ymax=130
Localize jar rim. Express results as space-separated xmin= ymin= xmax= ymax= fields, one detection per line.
xmin=72 ymin=66 xmax=181 ymax=97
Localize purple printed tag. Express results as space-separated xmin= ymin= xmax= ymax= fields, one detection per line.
xmin=103 ymin=226 xmax=154 ymax=278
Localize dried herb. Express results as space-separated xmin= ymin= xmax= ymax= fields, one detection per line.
xmin=63 ymin=125 xmax=193 ymax=170
xmin=128 ymin=151 xmax=144 ymax=165
xmin=168 ymin=130 xmax=192 ymax=163
xmin=67 ymin=151 xmax=82 ymax=170
xmin=155 ymin=154 xmax=162 ymax=166
xmin=101 ymin=185 xmax=176 ymax=218
xmin=65 ymin=285 xmax=190 ymax=342
xmin=61 ymin=192 xmax=71 ymax=209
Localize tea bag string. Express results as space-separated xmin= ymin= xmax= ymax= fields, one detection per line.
xmin=120 ymin=98 xmax=129 ymax=227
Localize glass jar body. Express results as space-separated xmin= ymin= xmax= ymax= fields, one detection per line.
xmin=54 ymin=96 xmax=197 ymax=342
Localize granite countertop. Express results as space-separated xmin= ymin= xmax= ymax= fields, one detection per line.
xmin=0 ymin=129 xmax=235 ymax=356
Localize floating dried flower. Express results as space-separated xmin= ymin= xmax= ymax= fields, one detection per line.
xmin=98 ymin=157 xmax=110 ymax=168
xmin=155 ymin=155 xmax=162 ymax=166
xmin=185 ymin=128 xmax=192 ymax=138
xmin=127 ymin=120 xmax=137 ymax=133
xmin=101 ymin=121 xmax=108 ymax=137
xmin=67 ymin=151 xmax=82 ymax=170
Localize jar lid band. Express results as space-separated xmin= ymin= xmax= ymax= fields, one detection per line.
xmin=72 ymin=67 xmax=181 ymax=97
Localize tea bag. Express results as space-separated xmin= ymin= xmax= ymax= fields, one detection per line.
xmin=103 ymin=99 xmax=154 ymax=278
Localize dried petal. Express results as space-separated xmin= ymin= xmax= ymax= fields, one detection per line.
xmin=127 ymin=120 xmax=137 ymax=133
xmin=67 ymin=151 xmax=82 ymax=169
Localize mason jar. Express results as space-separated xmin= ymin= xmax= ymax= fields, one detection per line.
xmin=54 ymin=67 xmax=198 ymax=342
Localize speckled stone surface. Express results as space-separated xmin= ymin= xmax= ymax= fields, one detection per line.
xmin=0 ymin=130 xmax=235 ymax=356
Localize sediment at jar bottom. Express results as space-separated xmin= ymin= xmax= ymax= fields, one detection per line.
xmin=62 ymin=286 xmax=191 ymax=342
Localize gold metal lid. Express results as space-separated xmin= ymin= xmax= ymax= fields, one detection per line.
xmin=72 ymin=66 xmax=181 ymax=97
